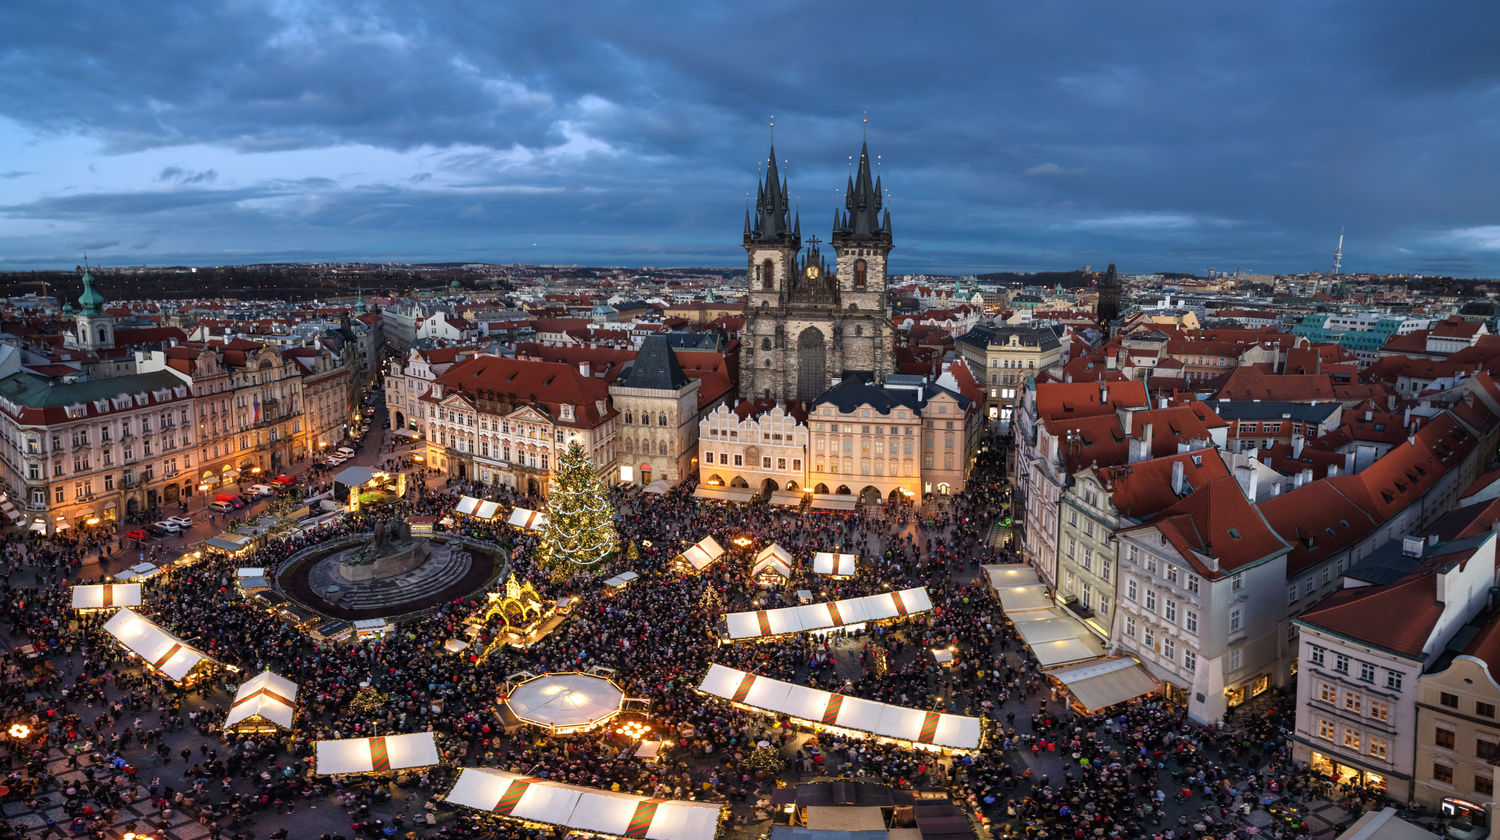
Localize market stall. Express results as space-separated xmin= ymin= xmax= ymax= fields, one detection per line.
xmin=507 ymin=507 xmax=547 ymax=531
xmin=71 ymin=583 xmax=142 ymax=612
xmin=721 ymin=587 xmax=933 ymax=642
xmin=1048 ymin=657 xmax=1159 ymax=715
xmin=603 ymin=571 xmax=639 ymax=592
xmin=810 ymin=494 xmax=858 ymax=511
xmin=675 ymin=536 xmax=724 ymax=573
xmin=750 ymin=544 xmax=795 ymax=581
xmin=696 ymin=664 xmax=981 ymax=754
xmin=444 ymin=767 xmax=725 ymax=840
xmin=692 ymin=485 xmax=756 ymax=504
xmin=314 ymin=732 xmax=440 ymax=775
xmin=223 ymin=670 xmax=298 ymax=733
xmin=236 ymin=567 xmax=270 ymax=594
xmin=113 ymin=562 xmax=162 ymax=583
xmin=102 ymin=609 xmax=215 ymax=685
xmin=811 ymin=552 xmax=858 ymax=578
xmin=455 ymin=496 xmax=502 ymax=521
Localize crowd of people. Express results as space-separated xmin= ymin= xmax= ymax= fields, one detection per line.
xmin=0 ymin=435 xmax=1354 ymax=840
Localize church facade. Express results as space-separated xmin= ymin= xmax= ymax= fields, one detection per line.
xmin=740 ymin=142 xmax=896 ymax=404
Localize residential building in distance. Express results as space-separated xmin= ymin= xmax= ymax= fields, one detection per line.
xmin=954 ymin=323 xmax=1064 ymax=428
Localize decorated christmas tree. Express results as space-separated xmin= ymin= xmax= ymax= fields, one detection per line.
xmin=535 ymin=438 xmax=619 ymax=580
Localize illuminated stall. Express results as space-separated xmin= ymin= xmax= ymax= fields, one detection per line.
xmin=444 ymin=767 xmax=725 ymax=840
xmin=102 ymin=609 xmax=216 ymax=685
xmin=71 ymin=583 xmax=142 ymax=612
xmin=721 ymin=587 xmax=932 ymax=642
xmin=314 ymin=732 xmax=440 ymax=776
xmin=223 ymin=670 xmax=298 ymax=733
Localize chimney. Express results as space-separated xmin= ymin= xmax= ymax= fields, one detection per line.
xmin=1328 ymin=463 xmax=1340 ymax=477
xmin=1270 ymin=482 xmax=1282 ymax=497
xmin=1292 ymin=436 xmax=1304 ymax=458
xmin=1344 ymin=451 xmax=1355 ymax=474
xmin=1171 ymin=460 xmax=1185 ymax=495
xmin=1234 ymin=464 xmax=1259 ymax=501
xmin=1364 ymin=410 xmax=1373 ymax=422
xmin=1298 ymin=467 xmax=1313 ymax=487
xmin=1402 ymin=406 xmax=1411 ymax=427
xmin=579 ymin=361 xmax=591 ymax=378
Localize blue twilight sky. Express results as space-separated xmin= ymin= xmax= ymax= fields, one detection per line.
xmin=1 ymin=0 xmax=1498 ymax=276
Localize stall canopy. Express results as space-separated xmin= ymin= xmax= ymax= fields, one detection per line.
xmin=444 ymin=639 xmax=470 ymax=654
xmin=1050 ymin=657 xmax=1158 ymax=714
xmin=103 ymin=609 xmax=214 ymax=682
xmin=455 ymin=496 xmax=502 ymax=520
xmin=693 ymin=485 xmax=757 ymax=503
xmin=983 ymin=563 xmax=1041 ymax=591
xmin=994 ymin=584 xmax=1052 ymax=614
xmin=812 ymin=552 xmax=858 ymax=577
xmin=723 ymin=587 xmax=933 ymax=641
xmin=114 ymin=562 xmax=161 ymax=582
xmin=445 ymin=767 xmax=725 ymax=840
xmin=314 ymin=732 xmax=439 ymax=775
xmin=1009 ymin=609 xmax=1105 ymax=668
xmin=810 ymin=494 xmax=858 ymax=511
xmin=698 ymin=664 xmax=981 ymax=752
xmin=507 ymin=508 xmax=547 ymax=530
xmin=751 ymin=544 xmax=795 ymax=579
xmin=71 ymin=583 xmax=142 ymax=611
xmin=505 ymin=672 xmax=625 ymax=732
xmin=224 ymin=670 xmax=299 ymax=730
xmin=205 ymin=534 xmax=255 ymax=553
xmin=642 ymin=479 xmax=672 ymax=495
xmin=679 ymin=536 xmax=725 ymax=572
xmin=768 ymin=490 xmax=805 ymax=507
xmin=603 ymin=571 xmax=639 ymax=590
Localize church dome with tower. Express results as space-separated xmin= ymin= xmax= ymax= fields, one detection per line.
xmin=68 ymin=266 xmax=115 ymax=351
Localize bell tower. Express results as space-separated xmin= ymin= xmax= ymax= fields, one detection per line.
xmin=742 ymin=145 xmax=801 ymax=400
xmin=830 ymin=140 xmax=895 ymax=382
xmin=73 ymin=266 xmax=115 ymax=351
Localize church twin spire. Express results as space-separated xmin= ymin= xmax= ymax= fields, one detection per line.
xmin=747 ymin=147 xmax=798 ymax=245
xmin=835 ymin=141 xmax=890 ymax=240
xmin=747 ymin=133 xmax=892 ymax=246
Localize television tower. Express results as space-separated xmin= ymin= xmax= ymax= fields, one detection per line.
xmin=1331 ymin=227 xmax=1344 ymax=275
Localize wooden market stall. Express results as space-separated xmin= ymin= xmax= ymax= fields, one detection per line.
xmin=444 ymin=767 xmax=725 ymax=840
xmin=71 ymin=583 xmax=142 ymax=612
xmin=721 ymin=587 xmax=933 ymax=642
xmin=102 ymin=608 xmax=216 ymax=685
xmin=223 ymin=670 xmax=299 ymax=734
xmin=675 ymin=536 xmax=725 ymax=573
xmin=314 ymin=732 xmax=440 ymax=776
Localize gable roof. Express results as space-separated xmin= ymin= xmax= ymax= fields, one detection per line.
xmin=1296 ymin=572 xmax=1444 ymax=658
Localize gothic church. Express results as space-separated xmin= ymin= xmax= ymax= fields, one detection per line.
xmin=740 ymin=142 xmax=896 ymax=404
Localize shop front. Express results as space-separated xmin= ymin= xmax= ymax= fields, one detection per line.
xmin=1309 ymin=751 xmax=1387 ymax=794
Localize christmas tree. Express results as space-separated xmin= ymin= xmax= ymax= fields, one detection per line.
xmin=535 ymin=438 xmax=619 ymax=580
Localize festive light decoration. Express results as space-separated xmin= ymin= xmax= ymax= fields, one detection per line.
xmin=348 ymin=687 xmax=389 ymax=716
xmin=616 ymin=720 xmax=652 ymax=739
xmin=8 ymin=723 xmax=31 ymax=738
xmin=535 ymin=439 xmax=618 ymax=580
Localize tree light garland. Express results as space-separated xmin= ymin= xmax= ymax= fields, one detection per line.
xmin=536 ymin=439 xmax=619 ymax=580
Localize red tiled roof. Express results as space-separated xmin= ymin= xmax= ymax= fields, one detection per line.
xmin=1136 ymin=474 xmax=1290 ymax=577
xmin=1260 ymin=480 xmax=1378 ymax=577
xmin=1297 ymin=572 xmax=1443 ymax=658
xmin=1095 ymin=449 xmax=1232 ymax=521
xmin=1034 ymin=380 xmax=1148 ymax=422
xmin=1217 ymin=365 xmax=1335 ymax=402
xmin=423 ymin=355 xmax=614 ymax=428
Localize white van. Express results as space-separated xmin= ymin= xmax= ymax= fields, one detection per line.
xmin=335 ymin=446 xmax=355 ymax=458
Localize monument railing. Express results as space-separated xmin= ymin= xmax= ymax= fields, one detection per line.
xmin=279 ymin=532 xmax=507 ymax=571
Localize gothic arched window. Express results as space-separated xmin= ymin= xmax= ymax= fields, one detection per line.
xmin=624 ymin=411 xmax=633 ymax=425
xmin=658 ymin=413 xmax=667 ymax=426
xmin=762 ymin=259 xmax=774 ymax=290
xmin=761 ymin=337 xmax=771 ymax=351
xmin=856 ymin=325 xmax=864 ymax=337
xmin=854 ymin=259 xmax=868 ymax=288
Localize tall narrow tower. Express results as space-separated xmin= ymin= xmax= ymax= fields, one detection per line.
xmin=1331 ymin=227 xmax=1344 ymax=275
xmin=741 ymin=145 xmax=801 ymax=401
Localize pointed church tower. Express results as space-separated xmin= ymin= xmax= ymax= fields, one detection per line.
xmin=743 ymin=144 xmax=802 ymax=400
xmin=831 ymin=139 xmax=895 ymax=383
xmin=73 ymin=266 xmax=115 ymax=351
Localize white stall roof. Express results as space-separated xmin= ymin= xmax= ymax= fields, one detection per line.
xmin=224 ymin=670 xmax=298 ymax=729
xmin=995 ymin=584 xmax=1053 ymax=614
xmin=812 ymin=552 xmax=858 ymax=576
xmin=103 ymin=609 xmax=212 ymax=681
xmin=71 ymin=583 xmax=142 ymax=610
xmin=507 ymin=508 xmax=547 ymax=530
xmin=603 ymin=571 xmax=639 ymax=590
xmin=444 ymin=768 xmax=724 ymax=840
xmin=722 ymin=587 xmax=932 ymax=641
xmin=314 ymin=732 xmax=439 ymax=775
xmin=239 ymin=576 xmax=270 ymax=593
xmin=1009 ymin=608 xmax=1105 ymax=668
xmin=455 ymin=496 xmax=481 ymax=516
xmin=768 ymin=490 xmax=805 ymax=507
xmin=810 ymin=494 xmax=858 ymax=511
xmin=983 ymin=563 xmax=1041 ymax=590
xmin=696 ymin=664 xmax=980 ymax=752
xmin=443 ymin=639 xmax=470 ymax=653
xmin=679 ymin=536 xmax=724 ymax=572
xmin=506 ymin=672 xmax=625 ymax=730
xmin=1051 ymin=657 xmax=1159 ymax=714
xmin=236 ymin=567 xmax=266 ymax=578
xmin=751 ymin=544 xmax=795 ymax=579
xmin=115 ymin=562 xmax=161 ymax=582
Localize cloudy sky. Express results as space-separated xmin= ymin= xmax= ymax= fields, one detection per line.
xmin=1 ymin=0 xmax=1497 ymax=276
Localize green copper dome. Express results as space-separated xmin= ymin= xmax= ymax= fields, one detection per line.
xmin=77 ymin=267 xmax=106 ymax=316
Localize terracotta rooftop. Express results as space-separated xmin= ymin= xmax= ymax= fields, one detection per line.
xmin=1297 ymin=571 xmax=1444 ymax=658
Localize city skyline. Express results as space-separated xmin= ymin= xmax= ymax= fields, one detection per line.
xmin=1 ymin=1 xmax=1498 ymax=276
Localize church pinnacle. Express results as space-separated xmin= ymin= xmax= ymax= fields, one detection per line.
xmin=747 ymin=146 xmax=797 ymax=245
xmin=837 ymin=141 xmax=889 ymax=240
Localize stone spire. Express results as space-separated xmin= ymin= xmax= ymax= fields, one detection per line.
xmin=839 ymin=141 xmax=886 ymax=239
xmin=747 ymin=147 xmax=795 ymax=244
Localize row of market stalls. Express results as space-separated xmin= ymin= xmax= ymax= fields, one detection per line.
xmin=71 ymin=583 xmax=142 ymax=611
xmin=314 ymin=732 xmax=440 ymax=775
xmin=448 ymin=494 xmax=547 ymax=532
xmin=697 ymin=664 xmax=982 ymax=754
xmin=669 ymin=538 xmax=862 ymax=583
xmin=983 ymin=564 xmax=1159 ymax=715
xmin=721 ymin=587 xmax=934 ymax=642
xmin=445 ymin=767 xmax=725 ymax=840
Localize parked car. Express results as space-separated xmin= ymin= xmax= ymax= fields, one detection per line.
xmin=166 ymin=515 xmax=193 ymax=528
xmin=151 ymin=521 xmax=181 ymax=535
xmin=335 ymin=447 xmax=355 ymax=458
xmin=247 ymin=484 xmax=276 ymax=498
xmin=125 ymin=528 xmax=151 ymax=541
xmin=208 ymin=501 xmax=236 ymax=514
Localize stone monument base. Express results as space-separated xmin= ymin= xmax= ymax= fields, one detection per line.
xmin=306 ymin=540 xmax=472 ymax=612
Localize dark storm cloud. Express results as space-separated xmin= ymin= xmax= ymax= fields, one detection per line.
xmin=0 ymin=0 xmax=1497 ymax=273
